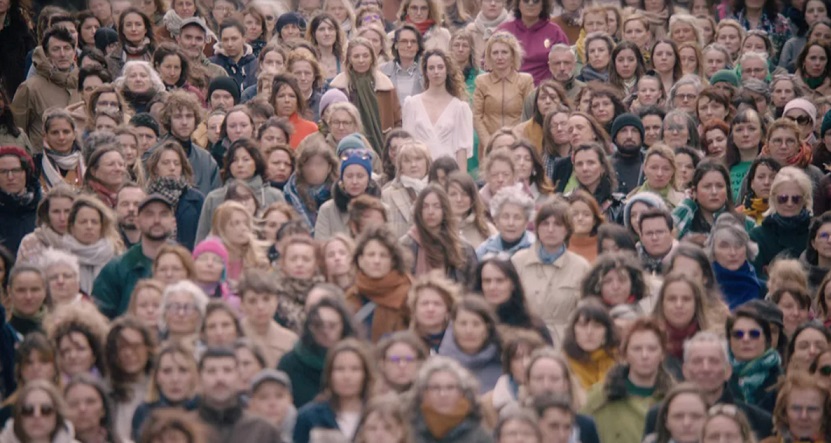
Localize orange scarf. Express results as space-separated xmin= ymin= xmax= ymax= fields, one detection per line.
xmin=761 ymin=142 xmax=813 ymax=168
xmin=346 ymin=270 xmax=412 ymax=342
xmin=420 ymin=397 xmax=472 ymax=439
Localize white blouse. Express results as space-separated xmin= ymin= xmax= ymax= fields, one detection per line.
xmin=402 ymin=94 xmax=474 ymax=160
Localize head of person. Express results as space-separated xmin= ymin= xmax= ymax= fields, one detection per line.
xmin=706 ymin=213 xmax=757 ymax=272
xmin=783 ymin=98 xmax=818 ymax=142
xmin=354 ymin=396 xmax=410 ymax=443
xmin=580 ymin=252 xmax=649 ymax=307
xmin=201 ymin=300 xmax=242 ymax=348
xmin=786 ymin=322 xmax=831 ymax=372
xmin=767 ymin=166 xmax=812 ymax=218
xmin=524 ymin=348 xmax=583 ymax=406
xmin=484 ymin=31 xmax=523 ymax=73
xmin=49 ymin=306 xmax=107 ymax=378
xmin=654 ymin=383 xmax=709 ymax=443
xmin=449 ymin=295 xmax=501 ymax=357
xmin=411 ymin=355 xmax=481 ymax=418
xmin=597 ymin=223 xmax=637 ymax=255
xmin=42 ymin=26 xmax=76 ymax=72
xmin=0 ymin=146 xmax=36 ymax=196
xmin=12 ymin=380 xmax=70 ymax=442
xmin=106 ymin=316 xmax=155 ymax=391
xmin=198 ymin=347 xmax=241 ymax=407
xmin=127 ymin=279 xmax=165 ymax=331
xmin=638 ymin=208 xmax=674 ymax=257
xmin=570 ymin=142 xmax=616 ymax=192
xmin=407 ymin=271 xmax=460 ymax=337
xmin=562 ymin=300 xmax=618 ymax=361
xmin=770 ymin=370 xmax=830 ymax=441
xmin=490 ymin=184 xmax=535 ymax=245
xmin=302 ymin=297 xmax=356 ymax=349
xmin=353 ymin=225 xmax=409 ymax=279
xmin=375 ymin=331 xmax=428 ymax=392
xmin=726 ymin=307 xmax=772 ymax=362
xmin=63 ymin=374 xmax=119 ymax=441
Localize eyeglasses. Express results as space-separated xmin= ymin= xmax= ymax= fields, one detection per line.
xmin=817 ymin=365 xmax=831 ymax=376
xmin=361 ymin=14 xmax=381 ymax=22
xmin=0 ymin=167 xmax=24 ymax=177
xmin=166 ymin=302 xmax=197 ymax=315
xmin=407 ymin=5 xmax=429 ymax=13
xmin=521 ymin=0 xmax=541 ymax=4
xmin=21 ymin=404 xmax=55 ymax=418
xmin=769 ymin=137 xmax=798 ymax=148
xmin=675 ymin=93 xmax=697 ymax=102
xmin=776 ymin=194 xmax=803 ymax=205
xmin=329 ymin=119 xmax=355 ymax=128
xmin=731 ymin=329 xmax=762 ymax=340
xmin=708 ymin=404 xmax=739 ymax=417
xmin=642 ymin=229 xmax=669 ymax=238
xmin=386 ymin=355 xmax=419 ymax=365
xmin=426 ymin=384 xmax=460 ymax=394
xmin=787 ymin=114 xmax=812 ymax=126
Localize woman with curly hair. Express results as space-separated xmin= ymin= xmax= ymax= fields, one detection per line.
xmin=581 ymin=252 xmax=655 ymax=312
xmin=46 ymin=303 xmax=109 ymax=382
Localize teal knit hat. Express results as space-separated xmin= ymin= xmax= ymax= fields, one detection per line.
xmin=710 ymin=70 xmax=740 ymax=88
xmin=822 ymin=110 xmax=831 ymax=138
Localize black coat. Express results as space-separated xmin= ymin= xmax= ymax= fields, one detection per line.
xmin=0 ymin=13 xmax=35 ymax=98
xmin=0 ymin=185 xmax=41 ymax=256
xmin=175 ymin=187 xmax=204 ymax=250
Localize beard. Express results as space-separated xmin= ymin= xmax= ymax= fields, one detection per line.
xmin=143 ymin=230 xmax=172 ymax=241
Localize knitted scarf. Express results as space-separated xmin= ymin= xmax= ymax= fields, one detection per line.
xmin=474 ymin=10 xmax=508 ymax=40
xmin=560 ymin=8 xmax=582 ymax=27
xmin=665 ymin=322 xmax=699 ymax=360
xmin=643 ymin=9 xmax=669 ymax=38
xmin=579 ymin=64 xmax=609 ymax=82
xmin=350 ymin=70 xmax=385 ymax=154
xmin=399 ymin=175 xmax=428 ymax=197
xmin=730 ymin=348 xmax=780 ymax=405
xmin=406 ymin=17 xmax=436 ymax=35
xmin=714 ymin=261 xmax=763 ymax=310
xmin=444 ymin=4 xmax=466 ymax=29
xmin=761 ymin=142 xmax=813 ymax=168
xmin=123 ymin=38 xmax=152 ymax=57
xmin=146 ymin=176 xmax=188 ymax=207
xmin=420 ymin=397 xmax=471 ymax=439
xmin=347 ymin=270 xmax=412 ymax=341
xmin=283 ymin=173 xmax=332 ymax=231
xmin=86 ymin=179 xmax=118 ymax=208
xmin=62 ymin=235 xmax=116 ymax=293
xmin=162 ymin=9 xmax=185 ymax=36
xmin=41 ymin=145 xmax=85 ymax=189
xmin=275 ymin=272 xmax=325 ymax=333
xmin=803 ymin=75 xmax=826 ymax=89
xmin=769 ymin=208 xmax=811 ymax=231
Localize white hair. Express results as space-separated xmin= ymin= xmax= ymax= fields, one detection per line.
xmin=682 ymin=331 xmax=730 ymax=366
xmin=115 ymin=61 xmax=166 ymax=94
xmin=490 ymin=184 xmax=535 ymax=220
xmin=161 ymin=280 xmax=210 ymax=330
xmin=38 ymin=248 xmax=81 ymax=277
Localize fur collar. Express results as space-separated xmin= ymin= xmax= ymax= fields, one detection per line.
xmin=329 ymin=70 xmax=395 ymax=92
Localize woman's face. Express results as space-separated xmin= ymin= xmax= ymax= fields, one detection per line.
xmin=567 ymin=115 xmax=597 ymax=146
xmin=703 ymin=50 xmax=728 ymax=78
xmin=778 ymin=292 xmax=810 ymax=337
xmin=732 ymin=114 xmax=762 ymax=150
xmin=672 ymin=23 xmax=697 ymax=44
xmin=94 ymin=116 xmax=118 ymax=133
xmin=693 ymin=171 xmax=728 ymax=213
xmin=741 ymin=35 xmax=767 ymax=57
xmin=785 ymin=388 xmax=825 ymax=438
xmin=283 ymin=243 xmax=317 ymax=279
xmin=193 ymin=252 xmax=224 ymax=284
xmin=600 ymin=268 xmax=632 ymax=306
xmin=349 ymin=44 xmax=373 ymax=74
xmin=156 ymin=352 xmax=194 ymax=402
xmin=537 ymin=215 xmax=568 ymax=251
xmin=330 ymin=351 xmax=365 ymax=399
xmin=480 ymin=263 xmax=513 ymax=306
xmin=259 ymin=126 xmax=288 ymax=151
xmin=806 ymin=0 xmax=829 ymax=25
xmin=673 ymin=84 xmax=698 ymax=113
xmin=643 ymin=154 xmax=674 ymax=190
xmin=358 ymin=239 xmax=393 ymax=279
xmin=423 ymin=370 xmax=463 ymax=414
xmin=154 ymin=253 xmax=188 ymax=285
xmin=224 ymin=209 xmax=252 ymax=246
xmin=396 ymin=29 xmax=420 ymax=62
xmin=637 ymin=78 xmax=661 ymax=106
xmin=230 ymin=148 xmax=257 ymax=180
xmin=164 ymin=291 xmax=200 ymax=336
xmin=486 ymin=159 xmax=514 ymax=194
xmin=587 ymin=40 xmax=611 ymax=71
xmin=675 ymin=153 xmax=695 ymax=189
xmin=699 ymin=97 xmax=728 ymax=126
xmin=704 ymin=128 xmax=728 ymax=159
xmin=665 ymin=393 xmax=707 ymax=443
xmin=65 ymin=384 xmax=105 ymax=435
xmin=573 ymin=149 xmax=603 ymax=189
xmin=662 ymin=281 xmax=696 ymax=329
xmin=750 ymin=164 xmax=776 ymax=199
xmin=133 ymin=289 xmax=162 ymax=329
xmin=274 ymin=84 xmax=299 ymax=118
xmin=125 ymin=65 xmax=151 ymax=94
xmin=697 ymin=18 xmax=714 ymax=43
xmin=653 ymin=42 xmax=676 ymax=74
xmin=158 ymin=54 xmax=182 ymax=86
xmin=791 ymin=328 xmax=829 ymax=369
xmin=495 ymin=202 xmax=528 ymax=243
xmin=70 ymin=206 xmax=103 ymax=245
xmin=451 ymin=37 xmax=472 ymax=66
xmin=574 ymin=316 xmax=606 ymax=353
xmin=45 ymin=119 xmax=75 ymax=153
xmin=203 ymin=310 xmax=239 ymax=347
xmin=81 ymin=17 xmax=101 ymax=46
xmin=311 ymin=306 xmax=345 ymax=348
xmin=713 ymin=234 xmax=747 ymax=271
xmin=716 ymin=26 xmax=741 ymax=56
xmin=447 ymin=182 xmax=471 ymax=217
xmin=243 ymin=13 xmax=263 ymax=41
xmin=489 ymin=41 xmax=514 ymax=73
xmin=519 ymin=0 xmax=542 ymax=20
xmin=360 ymin=412 xmax=405 ymax=442
xmin=302 ymin=155 xmax=332 ymax=186
xmin=774 ymin=181 xmax=806 ymax=217
xmin=328 ymin=109 xmax=358 ymax=143
xmin=454 ymin=309 xmax=488 ymax=354
xmin=771 ymin=80 xmax=796 ymax=108
xmin=578 ymin=90 xmax=592 ymax=112
xmin=225 ymin=112 xmax=253 ymax=142
xmin=625 ymin=330 xmax=663 ymax=381
xmin=420 ymin=192 xmax=444 ymax=230
xmin=549 ymin=112 xmax=570 ymax=145
xmin=46 ymin=263 xmax=80 ymax=305
xmin=93 ymin=150 xmax=127 ymax=188
xmin=536 ymin=86 xmax=559 ymax=117
xmin=629 ymin=202 xmax=650 ymax=236
xmin=414 ymin=288 xmax=449 ymax=332
xmin=583 ymin=12 xmax=607 ymax=34
xmin=729 ymin=317 xmax=766 ymax=361
xmin=663 ymin=116 xmax=690 ymax=149
xmin=406 ymin=0 xmax=430 ymax=23
xmin=58 ymin=332 xmax=95 ymax=377
xmin=324 ymin=239 xmax=351 ymax=278
xmin=118 ymin=134 xmax=138 ymax=167
xmin=173 ymin=0 xmax=196 ymax=17
xmin=511 ymin=147 xmax=533 ymax=182
xmin=679 ymin=47 xmax=698 ymax=75
xmin=122 ymin=12 xmax=147 ymax=45
xmin=624 ymin=20 xmax=650 ymax=49
xmin=399 ymin=152 xmax=428 ymax=180
xmin=671 ymin=256 xmax=705 ymax=288
xmin=569 ymin=200 xmax=594 ymax=236
xmin=527 ymin=358 xmax=567 ymax=397
xmin=116 ymin=328 xmax=149 ymax=375
xmin=266 ymin=149 xmax=292 ymax=184
xmin=785 ymin=109 xmax=815 ymax=140
xmin=21 ymin=389 xmax=57 ymax=441
xmin=703 ymin=416 xmax=744 ymax=443
xmin=206 ymin=115 xmax=224 ymax=145
xmin=235 ymin=348 xmax=263 ymax=387
xmin=644 ymin=0 xmax=665 ymax=12
xmin=341 ymin=164 xmax=369 ymax=197
xmin=590 ymin=95 xmax=615 ymax=125
xmin=500 ymin=419 xmax=541 ymax=443
xmin=425 ymin=54 xmax=448 ymax=90
xmin=614 ymin=48 xmax=638 ymax=79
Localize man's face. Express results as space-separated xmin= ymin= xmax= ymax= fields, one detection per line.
xmin=682 ymin=341 xmax=730 ymax=395
xmin=170 ymin=107 xmax=197 ymax=140
xmin=46 ymin=37 xmax=75 ymax=71
xmin=539 ymin=408 xmax=574 ymax=443
xmin=132 ymin=127 xmax=157 ymax=155
xmin=177 ymin=25 xmax=207 ymax=59
xmin=116 ymin=187 xmax=146 ymax=229
xmin=615 ymin=126 xmax=642 ymax=153
xmin=549 ymin=50 xmax=576 ymax=82
xmin=642 ymin=115 xmax=663 ymax=147
xmin=200 ymin=357 xmax=240 ymax=405
xmin=640 ymin=217 xmax=673 ymax=257
xmin=210 ymin=90 xmax=235 ymax=111
xmin=137 ymin=202 xmax=175 ymax=241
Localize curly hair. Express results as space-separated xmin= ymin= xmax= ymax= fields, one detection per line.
xmin=353 ymin=224 xmax=412 ymax=275
xmin=580 ymin=252 xmax=649 ymax=302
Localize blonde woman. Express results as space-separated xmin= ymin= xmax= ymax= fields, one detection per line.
xmin=715 ymin=19 xmax=746 ymax=61
xmin=627 ymin=144 xmax=686 ymax=209
xmin=62 ymin=196 xmax=124 ymax=293
xmin=210 ymin=200 xmax=269 ymax=283
xmin=324 ymin=0 xmax=357 ymax=38
xmin=381 ymin=141 xmax=433 ymax=239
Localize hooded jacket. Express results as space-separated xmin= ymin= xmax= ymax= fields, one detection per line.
xmin=11 ymin=47 xmax=81 ymax=152
xmin=210 ymin=43 xmax=259 ymax=92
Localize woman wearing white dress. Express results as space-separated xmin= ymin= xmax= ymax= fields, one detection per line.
xmin=402 ymin=48 xmax=473 ymax=169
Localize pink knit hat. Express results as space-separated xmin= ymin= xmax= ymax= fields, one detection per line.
xmin=193 ymin=237 xmax=229 ymax=266
xmin=783 ymin=98 xmax=818 ymax=127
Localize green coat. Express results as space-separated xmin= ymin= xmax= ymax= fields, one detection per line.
xmin=581 ymin=375 xmax=664 ymax=443
xmin=749 ymin=215 xmax=810 ymax=277
xmin=91 ymin=244 xmax=153 ymax=319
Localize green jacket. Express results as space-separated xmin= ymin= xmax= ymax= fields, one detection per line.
xmin=749 ymin=214 xmax=810 ymax=277
xmin=92 ymin=244 xmax=153 ymax=319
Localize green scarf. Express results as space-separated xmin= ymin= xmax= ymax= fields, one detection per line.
xmin=804 ymin=76 xmax=826 ymax=90
xmin=730 ymin=348 xmax=780 ymax=404
xmin=351 ymin=70 xmax=384 ymax=155
xmin=636 ymin=182 xmax=672 ymax=203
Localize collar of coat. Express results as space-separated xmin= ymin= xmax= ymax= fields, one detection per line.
xmin=329 ymin=70 xmax=395 ymax=92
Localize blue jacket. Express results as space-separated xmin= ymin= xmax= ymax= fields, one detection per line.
xmin=293 ymin=401 xmax=341 ymax=443
xmin=475 ymin=231 xmax=535 ymax=260
xmin=176 ymin=187 xmax=204 ymax=250
xmin=92 ymin=244 xmax=153 ymax=319
xmin=210 ymin=44 xmax=259 ymax=92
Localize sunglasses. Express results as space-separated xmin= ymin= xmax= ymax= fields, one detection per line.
xmin=340 ymin=151 xmax=372 ymax=161
xmin=776 ymin=194 xmax=803 ymax=205
xmin=21 ymin=404 xmax=55 ymax=417
xmin=787 ymin=115 xmax=812 ymax=126
xmin=521 ymin=0 xmax=541 ymax=4
xmin=818 ymin=365 xmax=831 ymax=377
xmin=731 ymin=329 xmax=762 ymax=340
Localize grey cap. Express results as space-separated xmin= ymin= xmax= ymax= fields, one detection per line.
xmin=250 ymin=369 xmax=292 ymax=391
xmin=180 ymin=17 xmax=217 ymax=41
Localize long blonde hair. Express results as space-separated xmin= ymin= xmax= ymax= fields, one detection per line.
xmin=210 ymin=201 xmax=269 ymax=269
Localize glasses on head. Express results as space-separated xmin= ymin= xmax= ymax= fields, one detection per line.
xmin=731 ymin=328 xmax=762 ymax=340
xmin=776 ymin=194 xmax=802 ymax=205
xmin=817 ymin=365 xmax=831 ymax=377
xmin=21 ymin=404 xmax=55 ymax=418
xmin=787 ymin=114 xmax=812 ymax=126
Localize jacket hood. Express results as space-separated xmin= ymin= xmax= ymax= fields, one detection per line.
xmin=32 ymin=47 xmax=78 ymax=90
xmin=329 ymin=70 xmax=395 ymax=92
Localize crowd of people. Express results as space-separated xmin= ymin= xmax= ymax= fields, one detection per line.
xmin=0 ymin=0 xmax=831 ymax=440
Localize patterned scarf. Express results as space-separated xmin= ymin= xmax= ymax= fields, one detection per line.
xmin=730 ymin=348 xmax=780 ymax=404
xmin=761 ymin=142 xmax=813 ymax=168
xmin=41 ymin=146 xmax=84 ymax=189
xmin=146 ymin=177 xmax=188 ymax=207
xmin=87 ymin=180 xmax=118 ymax=208
xmin=123 ymin=38 xmax=152 ymax=57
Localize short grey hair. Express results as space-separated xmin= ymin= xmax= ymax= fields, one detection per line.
xmin=682 ymin=330 xmax=729 ymax=366
xmin=38 ymin=248 xmax=81 ymax=277
xmin=548 ymin=43 xmax=575 ymax=58
xmin=742 ymin=78 xmax=771 ymax=100
xmin=410 ymin=356 xmax=481 ymax=411
xmin=668 ymin=74 xmax=703 ymax=103
xmin=490 ymin=184 xmax=535 ymax=221
xmin=702 ymin=43 xmax=734 ymax=70
xmin=115 ymin=61 xmax=166 ymax=95
xmin=707 ymin=213 xmax=759 ymax=261
xmin=161 ymin=280 xmax=210 ymax=330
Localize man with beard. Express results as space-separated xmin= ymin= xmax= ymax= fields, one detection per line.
xmin=611 ymin=113 xmax=646 ymax=195
xmin=92 ymin=194 xmax=176 ymax=319
xmin=115 ymin=183 xmax=146 ymax=248
xmin=523 ymin=44 xmax=585 ymax=118
xmin=197 ymin=348 xmax=282 ymax=443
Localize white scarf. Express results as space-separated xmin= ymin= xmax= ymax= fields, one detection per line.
xmin=474 ymin=10 xmax=509 ymax=40
xmin=399 ymin=175 xmax=428 ymax=195
xmin=41 ymin=148 xmax=85 ymax=189
xmin=62 ymin=235 xmax=115 ymax=293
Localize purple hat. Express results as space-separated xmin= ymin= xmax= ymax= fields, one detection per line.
xmin=319 ymin=88 xmax=349 ymax=117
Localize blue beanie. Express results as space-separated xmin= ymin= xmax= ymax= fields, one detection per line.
xmin=340 ymin=149 xmax=373 ymax=177
xmin=336 ymin=133 xmax=369 ymax=157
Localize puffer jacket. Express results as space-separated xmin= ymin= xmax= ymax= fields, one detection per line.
xmin=0 ymin=420 xmax=80 ymax=443
xmin=10 ymin=47 xmax=81 ymax=152
xmin=210 ymin=43 xmax=259 ymax=92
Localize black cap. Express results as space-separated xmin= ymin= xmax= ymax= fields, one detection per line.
xmin=138 ymin=194 xmax=173 ymax=213
xmin=740 ymin=299 xmax=784 ymax=329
